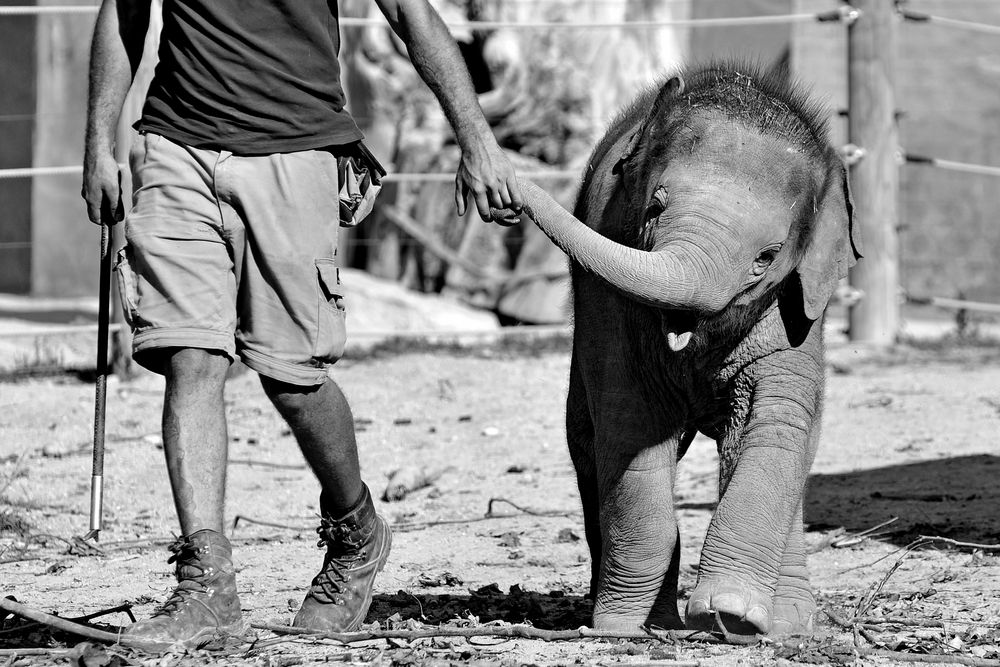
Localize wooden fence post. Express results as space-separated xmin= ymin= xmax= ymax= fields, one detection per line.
xmin=847 ymin=0 xmax=901 ymax=344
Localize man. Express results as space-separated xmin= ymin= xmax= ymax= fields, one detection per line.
xmin=81 ymin=0 xmax=522 ymax=647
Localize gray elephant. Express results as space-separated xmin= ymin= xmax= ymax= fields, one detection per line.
xmin=496 ymin=62 xmax=861 ymax=637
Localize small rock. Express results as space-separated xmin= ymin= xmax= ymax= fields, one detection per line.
xmin=481 ymin=426 xmax=500 ymax=437
xmin=556 ymin=528 xmax=580 ymax=543
xmin=497 ymin=531 xmax=521 ymax=547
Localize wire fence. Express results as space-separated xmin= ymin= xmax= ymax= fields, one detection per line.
xmin=2 ymin=1 xmax=1000 ymax=339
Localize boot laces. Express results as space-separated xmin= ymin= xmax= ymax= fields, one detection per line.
xmin=151 ymin=536 xmax=212 ymax=618
xmin=308 ymin=518 xmax=368 ymax=602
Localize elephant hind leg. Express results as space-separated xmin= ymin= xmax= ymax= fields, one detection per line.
xmin=566 ymin=359 xmax=601 ymax=600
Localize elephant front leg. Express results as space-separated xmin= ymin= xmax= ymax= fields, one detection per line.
xmin=686 ymin=373 xmax=821 ymax=637
xmin=771 ymin=501 xmax=816 ymax=635
xmin=593 ymin=444 xmax=683 ymax=631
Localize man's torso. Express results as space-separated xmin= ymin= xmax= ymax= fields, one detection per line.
xmin=138 ymin=0 xmax=362 ymax=154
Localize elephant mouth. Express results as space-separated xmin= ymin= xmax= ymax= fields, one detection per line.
xmin=661 ymin=310 xmax=699 ymax=352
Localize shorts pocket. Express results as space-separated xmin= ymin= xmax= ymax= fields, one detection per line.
xmin=114 ymin=246 xmax=139 ymax=328
xmin=314 ymin=258 xmax=347 ymax=362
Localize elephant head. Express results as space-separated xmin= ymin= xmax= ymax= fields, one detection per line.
xmin=499 ymin=65 xmax=862 ymax=349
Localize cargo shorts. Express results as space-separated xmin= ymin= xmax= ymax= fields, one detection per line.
xmin=116 ymin=131 xmax=348 ymax=386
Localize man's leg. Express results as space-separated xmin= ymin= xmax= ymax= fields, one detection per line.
xmin=261 ymin=376 xmax=362 ymax=513
xmin=163 ymin=348 xmax=230 ymax=533
xmin=126 ymin=348 xmax=244 ymax=646
xmin=261 ymin=375 xmax=391 ymax=632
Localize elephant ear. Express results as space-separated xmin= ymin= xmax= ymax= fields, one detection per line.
xmin=612 ymin=75 xmax=685 ymax=178
xmin=795 ymin=153 xmax=863 ymax=322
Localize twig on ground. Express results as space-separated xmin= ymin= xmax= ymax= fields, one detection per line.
xmin=0 ymin=648 xmax=72 ymax=658
xmin=251 ymin=621 xmax=714 ymax=645
xmin=710 ymin=611 xmax=760 ymax=646
xmin=830 ymin=517 xmax=900 ymax=549
xmin=228 ymin=458 xmax=308 ymax=471
xmin=917 ymin=536 xmax=1000 ymax=551
xmin=856 ymin=647 xmax=1000 ymax=667
xmin=837 ymin=537 xmax=922 ymax=575
xmin=858 ymin=615 xmax=946 ymax=628
xmin=823 ymin=608 xmax=854 ymax=629
xmin=485 ymin=497 xmax=577 ymax=518
xmin=807 ymin=528 xmax=845 ymax=554
xmin=855 ymin=546 xmax=910 ymax=618
xmin=231 ymin=515 xmax=312 ymax=534
xmin=857 ymin=625 xmax=881 ymax=647
xmin=232 ymin=497 xmax=580 ymax=537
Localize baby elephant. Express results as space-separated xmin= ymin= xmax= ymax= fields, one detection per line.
xmin=502 ymin=61 xmax=861 ymax=637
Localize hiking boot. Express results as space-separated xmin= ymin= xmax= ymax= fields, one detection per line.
xmin=293 ymin=486 xmax=392 ymax=631
xmin=125 ymin=529 xmax=244 ymax=647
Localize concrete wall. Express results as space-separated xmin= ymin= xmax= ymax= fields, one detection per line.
xmin=31 ymin=0 xmax=98 ymax=297
xmin=0 ymin=1 xmax=38 ymax=294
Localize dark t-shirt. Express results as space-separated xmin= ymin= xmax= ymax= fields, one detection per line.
xmin=137 ymin=0 xmax=363 ymax=154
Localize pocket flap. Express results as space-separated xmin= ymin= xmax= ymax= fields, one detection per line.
xmin=315 ymin=258 xmax=342 ymax=302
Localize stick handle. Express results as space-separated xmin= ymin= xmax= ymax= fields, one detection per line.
xmin=89 ymin=223 xmax=113 ymax=533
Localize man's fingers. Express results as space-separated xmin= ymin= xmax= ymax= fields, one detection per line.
xmin=86 ymin=198 xmax=103 ymax=225
xmin=506 ymin=178 xmax=524 ymax=212
xmin=101 ymin=192 xmax=124 ymax=224
xmin=455 ymin=179 xmax=468 ymax=217
xmin=473 ymin=191 xmax=492 ymax=221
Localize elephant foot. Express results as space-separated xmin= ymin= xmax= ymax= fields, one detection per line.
xmin=770 ymin=576 xmax=816 ymax=636
xmin=684 ymin=576 xmax=773 ymax=638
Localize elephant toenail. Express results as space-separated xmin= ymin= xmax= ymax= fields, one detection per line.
xmin=712 ymin=593 xmax=744 ymax=612
xmin=746 ymin=605 xmax=770 ymax=630
xmin=687 ymin=599 xmax=710 ymax=616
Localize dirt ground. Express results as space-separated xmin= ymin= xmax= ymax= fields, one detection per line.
xmin=3 ymin=332 xmax=1000 ymax=666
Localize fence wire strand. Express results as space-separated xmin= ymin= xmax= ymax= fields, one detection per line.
xmin=905 ymin=154 xmax=1000 ymax=178
xmin=0 ymin=5 xmax=842 ymax=28
xmin=899 ymin=8 xmax=1000 ymax=36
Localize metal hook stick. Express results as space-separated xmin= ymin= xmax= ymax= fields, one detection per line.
xmin=84 ymin=222 xmax=113 ymax=542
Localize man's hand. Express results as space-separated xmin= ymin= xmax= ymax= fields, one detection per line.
xmin=455 ymin=142 xmax=523 ymax=224
xmin=82 ymin=151 xmax=124 ymax=225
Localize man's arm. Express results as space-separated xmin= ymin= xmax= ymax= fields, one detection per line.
xmin=81 ymin=0 xmax=151 ymax=225
xmin=372 ymin=0 xmax=522 ymax=221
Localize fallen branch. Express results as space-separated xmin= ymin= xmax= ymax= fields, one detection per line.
xmin=858 ymin=615 xmax=946 ymax=628
xmin=917 ymin=536 xmax=1000 ymax=551
xmin=0 ymin=602 xmax=134 ymax=637
xmin=0 ymin=648 xmax=72 ymax=657
xmin=857 ymin=646 xmax=1000 ymax=667
xmin=251 ymin=621 xmax=713 ymax=645
xmin=0 ymin=596 xmax=158 ymax=650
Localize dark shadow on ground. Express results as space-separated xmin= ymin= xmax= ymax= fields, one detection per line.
xmin=370 ymin=585 xmax=592 ymax=628
xmin=805 ymin=454 xmax=1000 ymax=546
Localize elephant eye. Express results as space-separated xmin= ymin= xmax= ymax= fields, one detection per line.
xmin=644 ymin=186 xmax=669 ymax=220
xmin=751 ymin=244 xmax=782 ymax=276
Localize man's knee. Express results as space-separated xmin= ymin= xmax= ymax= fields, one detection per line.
xmin=164 ymin=348 xmax=231 ymax=386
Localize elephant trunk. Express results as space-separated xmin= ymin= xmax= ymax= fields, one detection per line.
xmin=507 ymin=180 xmax=734 ymax=315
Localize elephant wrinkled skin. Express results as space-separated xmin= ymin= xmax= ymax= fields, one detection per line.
xmin=498 ymin=62 xmax=862 ymax=639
